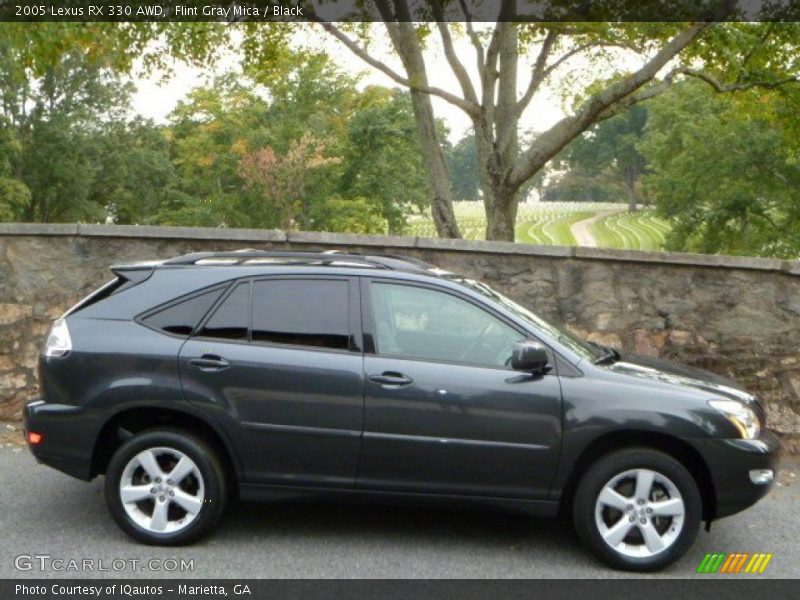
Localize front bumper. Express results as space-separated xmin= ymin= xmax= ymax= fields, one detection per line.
xmin=692 ymin=429 xmax=781 ymax=519
xmin=23 ymin=399 xmax=100 ymax=481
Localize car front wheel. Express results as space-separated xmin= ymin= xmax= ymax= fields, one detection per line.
xmin=105 ymin=429 xmax=227 ymax=545
xmin=573 ymin=448 xmax=702 ymax=571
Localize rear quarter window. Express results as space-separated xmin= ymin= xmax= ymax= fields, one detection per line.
xmin=141 ymin=287 xmax=226 ymax=337
xmin=195 ymin=282 xmax=250 ymax=341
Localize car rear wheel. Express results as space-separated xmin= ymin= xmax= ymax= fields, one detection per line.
xmin=573 ymin=447 xmax=702 ymax=571
xmin=105 ymin=429 xmax=227 ymax=545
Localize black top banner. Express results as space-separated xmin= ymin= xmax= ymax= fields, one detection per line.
xmin=2 ymin=0 xmax=800 ymax=23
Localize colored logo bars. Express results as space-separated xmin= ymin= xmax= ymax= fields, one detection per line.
xmin=697 ymin=553 xmax=773 ymax=574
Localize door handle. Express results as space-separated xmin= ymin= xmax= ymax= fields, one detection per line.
xmin=369 ymin=371 xmax=413 ymax=387
xmin=189 ymin=355 xmax=230 ymax=371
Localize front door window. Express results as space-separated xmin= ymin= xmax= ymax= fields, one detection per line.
xmin=370 ymin=282 xmax=525 ymax=368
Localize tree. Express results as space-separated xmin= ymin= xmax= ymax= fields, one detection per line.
xmin=238 ymin=133 xmax=340 ymax=230
xmin=320 ymin=10 xmax=800 ymax=240
xmin=91 ymin=119 xmax=181 ymax=225
xmin=161 ymin=78 xmax=271 ymax=227
xmin=447 ymin=134 xmax=481 ymax=202
xmin=252 ymin=53 xmax=359 ymax=153
xmin=339 ymin=88 xmax=430 ymax=233
xmin=553 ymin=105 xmax=649 ymax=210
xmin=0 ymin=20 xmax=294 ymax=225
xmin=168 ymin=61 xmax=433 ymax=235
xmin=160 ymin=56 xmax=362 ymax=229
xmin=311 ymin=196 xmax=388 ymax=234
xmin=641 ymin=83 xmax=800 ymax=258
xmin=0 ymin=43 xmax=138 ymax=222
xmin=0 ymin=120 xmax=29 ymax=220
xmin=0 ymin=37 xmax=188 ymax=225
xmin=543 ymin=170 xmax=617 ymax=204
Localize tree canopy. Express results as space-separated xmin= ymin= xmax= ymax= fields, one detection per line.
xmin=0 ymin=18 xmax=799 ymax=257
xmin=642 ymin=83 xmax=800 ymax=258
xmin=0 ymin=40 xmax=433 ymax=234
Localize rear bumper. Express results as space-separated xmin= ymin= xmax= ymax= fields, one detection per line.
xmin=23 ymin=399 xmax=99 ymax=481
xmin=692 ymin=429 xmax=781 ymax=520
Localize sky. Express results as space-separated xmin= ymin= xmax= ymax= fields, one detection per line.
xmin=130 ymin=24 xmax=612 ymax=144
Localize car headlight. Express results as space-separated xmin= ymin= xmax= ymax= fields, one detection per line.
xmin=708 ymin=399 xmax=760 ymax=439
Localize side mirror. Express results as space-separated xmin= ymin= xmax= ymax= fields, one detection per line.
xmin=511 ymin=341 xmax=550 ymax=375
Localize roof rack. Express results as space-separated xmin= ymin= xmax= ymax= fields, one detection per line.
xmin=161 ymin=249 xmax=435 ymax=273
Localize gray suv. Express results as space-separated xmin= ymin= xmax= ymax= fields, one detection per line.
xmin=24 ymin=250 xmax=778 ymax=571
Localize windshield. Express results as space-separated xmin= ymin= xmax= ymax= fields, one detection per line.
xmin=450 ymin=276 xmax=606 ymax=362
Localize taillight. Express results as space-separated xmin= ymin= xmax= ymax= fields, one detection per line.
xmin=44 ymin=318 xmax=72 ymax=357
xmin=27 ymin=431 xmax=43 ymax=445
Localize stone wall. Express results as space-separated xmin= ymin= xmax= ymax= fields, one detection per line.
xmin=1 ymin=223 xmax=799 ymax=441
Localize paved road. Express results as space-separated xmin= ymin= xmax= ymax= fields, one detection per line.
xmin=1 ymin=441 xmax=798 ymax=579
xmin=570 ymin=210 xmax=626 ymax=247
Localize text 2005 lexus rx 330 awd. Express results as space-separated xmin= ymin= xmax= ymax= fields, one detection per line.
xmin=24 ymin=250 xmax=778 ymax=571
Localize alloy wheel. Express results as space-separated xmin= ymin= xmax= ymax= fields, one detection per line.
xmin=594 ymin=468 xmax=685 ymax=558
xmin=118 ymin=446 xmax=205 ymax=534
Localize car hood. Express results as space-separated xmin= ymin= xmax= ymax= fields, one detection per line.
xmin=604 ymin=353 xmax=757 ymax=404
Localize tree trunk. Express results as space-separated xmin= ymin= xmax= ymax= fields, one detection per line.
xmin=623 ymin=164 xmax=639 ymax=211
xmin=377 ymin=7 xmax=461 ymax=239
xmin=408 ymin=88 xmax=462 ymax=238
xmin=475 ymin=127 xmax=521 ymax=242
xmin=483 ymin=182 xmax=519 ymax=242
xmin=624 ymin=184 xmax=639 ymax=212
xmin=475 ymin=22 xmax=521 ymax=242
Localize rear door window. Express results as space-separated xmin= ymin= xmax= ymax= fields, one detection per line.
xmin=252 ymin=279 xmax=350 ymax=350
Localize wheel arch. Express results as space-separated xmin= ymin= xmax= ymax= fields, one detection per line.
xmin=91 ymin=404 xmax=240 ymax=496
xmin=559 ymin=430 xmax=717 ymax=521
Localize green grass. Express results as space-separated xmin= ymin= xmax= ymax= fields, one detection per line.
xmin=406 ymin=201 xmax=671 ymax=251
xmin=515 ymin=211 xmax=595 ymax=245
xmin=408 ymin=219 xmax=487 ymax=240
xmin=589 ymin=211 xmax=670 ymax=251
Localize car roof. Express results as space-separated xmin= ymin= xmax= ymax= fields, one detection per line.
xmin=115 ymin=249 xmax=454 ymax=279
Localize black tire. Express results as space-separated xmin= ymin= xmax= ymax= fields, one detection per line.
xmin=105 ymin=428 xmax=227 ymax=545
xmin=572 ymin=447 xmax=702 ymax=572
